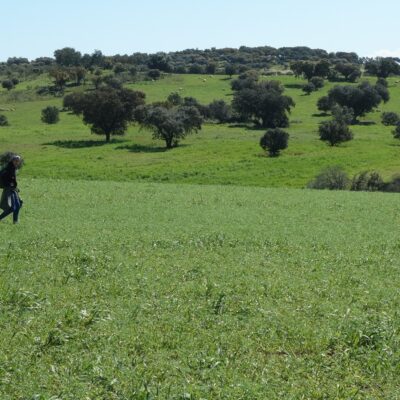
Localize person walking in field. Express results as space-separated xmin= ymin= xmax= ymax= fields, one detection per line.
xmin=0 ymin=154 xmax=23 ymax=224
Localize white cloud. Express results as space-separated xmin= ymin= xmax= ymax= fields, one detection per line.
xmin=370 ymin=49 xmax=400 ymax=58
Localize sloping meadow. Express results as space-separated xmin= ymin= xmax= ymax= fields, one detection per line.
xmin=1 ymin=178 xmax=400 ymax=398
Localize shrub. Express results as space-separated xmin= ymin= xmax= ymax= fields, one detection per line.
xmin=331 ymin=105 xmax=354 ymax=125
xmin=302 ymin=82 xmax=315 ymax=95
xmin=317 ymin=96 xmax=333 ymax=113
xmin=319 ymin=120 xmax=353 ymax=146
xmin=381 ymin=112 xmax=400 ymax=126
xmin=0 ymin=114 xmax=9 ymax=126
xmin=41 ymin=106 xmax=60 ymax=124
xmin=63 ymin=92 xmax=85 ymax=112
xmin=167 ymin=92 xmax=183 ymax=106
xmin=113 ymin=63 xmax=126 ymax=74
xmin=310 ymin=77 xmax=324 ymax=89
xmin=384 ymin=174 xmax=400 ymax=192
xmin=307 ymin=166 xmax=349 ymax=190
xmin=259 ymin=128 xmax=289 ymax=157
xmin=2 ymin=80 xmax=14 ymax=91
xmin=207 ymin=100 xmax=232 ymax=123
xmin=393 ymin=123 xmax=400 ymax=139
xmin=376 ymin=77 xmax=388 ymax=87
xmin=351 ymin=171 xmax=384 ymax=192
xmin=148 ymin=69 xmax=161 ymax=80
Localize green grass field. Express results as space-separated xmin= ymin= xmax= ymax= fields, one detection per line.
xmin=1 ymin=179 xmax=400 ymax=399
xmin=1 ymin=73 xmax=400 ymax=398
xmin=1 ymin=74 xmax=400 ymax=187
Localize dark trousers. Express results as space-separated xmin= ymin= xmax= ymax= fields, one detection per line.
xmin=0 ymin=191 xmax=22 ymax=223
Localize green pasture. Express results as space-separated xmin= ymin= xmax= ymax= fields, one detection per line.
xmin=1 ymin=74 xmax=400 ymax=187
xmin=1 ymin=179 xmax=400 ymax=399
xmin=1 ymin=72 xmax=400 ymax=398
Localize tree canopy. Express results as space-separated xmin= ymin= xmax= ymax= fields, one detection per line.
xmin=232 ymin=81 xmax=295 ymax=128
xmin=64 ymin=87 xmax=145 ymax=142
xmin=136 ymin=104 xmax=203 ymax=149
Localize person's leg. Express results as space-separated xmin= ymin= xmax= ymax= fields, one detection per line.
xmin=0 ymin=208 xmax=13 ymax=220
xmin=11 ymin=192 xmax=21 ymax=224
xmin=0 ymin=191 xmax=13 ymax=221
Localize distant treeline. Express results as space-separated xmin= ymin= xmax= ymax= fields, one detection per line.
xmin=2 ymin=45 xmax=397 ymax=76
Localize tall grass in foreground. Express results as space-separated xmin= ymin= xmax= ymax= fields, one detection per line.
xmin=1 ymin=179 xmax=400 ymax=398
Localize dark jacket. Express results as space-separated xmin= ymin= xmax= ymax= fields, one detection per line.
xmin=0 ymin=162 xmax=18 ymax=211
xmin=1 ymin=162 xmax=17 ymax=189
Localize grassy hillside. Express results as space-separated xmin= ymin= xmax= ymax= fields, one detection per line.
xmin=1 ymin=74 xmax=400 ymax=187
xmin=1 ymin=178 xmax=400 ymax=398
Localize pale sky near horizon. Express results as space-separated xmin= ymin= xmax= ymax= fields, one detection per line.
xmin=2 ymin=0 xmax=400 ymax=61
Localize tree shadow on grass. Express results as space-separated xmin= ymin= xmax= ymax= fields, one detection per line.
xmin=284 ymin=83 xmax=305 ymax=89
xmin=43 ymin=138 xmax=126 ymax=149
xmin=356 ymin=121 xmax=376 ymax=126
xmin=115 ymin=144 xmax=167 ymax=153
xmin=228 ymin=123 xmax=265 ymax=131
xmin=312 ymin=113 xmax=330 ymax=117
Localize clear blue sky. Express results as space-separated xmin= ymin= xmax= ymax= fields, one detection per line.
xmin=2 ymin=0 xmax=400 ymax=61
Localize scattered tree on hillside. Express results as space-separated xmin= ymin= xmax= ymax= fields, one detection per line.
xmin=113 ymin=63 xmax=126 ymax=74
xmin=49 ymin=68 xmax=70 ymax=91
xmin=2 ymin=80 xmax=14 ymax=91
xmin=136 ymin=104 xmax=203 ymax=149
xmin=91 ymin=75 xmax=103 ymax=89
xmin=317 ymin=96 xmax=333 ymax=113
xmin=259 ymin=128 xmax=289 ymax=156
xmin=147 ymin=53 xmax=172 ymax=72
xmin=225 ymin=64 xmax=237 ymax=78
xmin=182 ymin=97 xmax=209 ymax=118
xmin=70 ymin=66 xmax=87 ymax=85
xmin=148 ymin=69 xmax=161 ymax=80
xmin=376 ymin=77 xmax=388 ymax=87
xmin=313 ymin=60 xmax=331 ymax=78
xmin=54 ymin=47 xmax=82 ymax=67
xmin=310 ymin=77 xmax=324 ymax=90
xmin=65 ymin=87 xmax=146 ymax=142
xmin=207 ymin=100 xmax=232 ymax=123
xmin=323 ymin=81 xmax=387 ymax=122
xmin=334 ymin=63 xmax=361 ymax=82
xmin=350 ymin=171 xmax=384 ymax=191
xmin=331 ymin=105 xmax=354 ymax=125
xmin=393 ymin=123 xmax=400 ymax=140
xmin=374 ymin=80 xmax=390 ymax=103
xmin=365 ymin=58 xmax=400 ymax=78
xmin=0 ymin=115 xmax=9 ymax=126
xmin=206 ymin=63 xmax=217 ymax=74
xmin=307 ymin=166 xmax=349 ymax=190
xmin=381 ymin=111 xmax=400 ymax=126
xmin=290 ymin=60 xmax=331 ymax=80
xmin=167 ymin=92 xmax=183 ymax=106
xmin=302 ymin=82 xmax=315 ymax=95
xmin=231 ymin=70 xmax=260 ymax=91
xmin=232 ymin=80 xmax=295 ymax=128
xmin=41 ymin=106 xmax=60 ymax=124
xmin=319 ymin=119 xmax=353 ymax=146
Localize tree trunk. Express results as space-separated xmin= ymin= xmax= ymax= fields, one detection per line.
xmin=105 ymin=132 xmax=111 ymax=142
xmin=165 ymin=139 xmax=172 ymax=149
